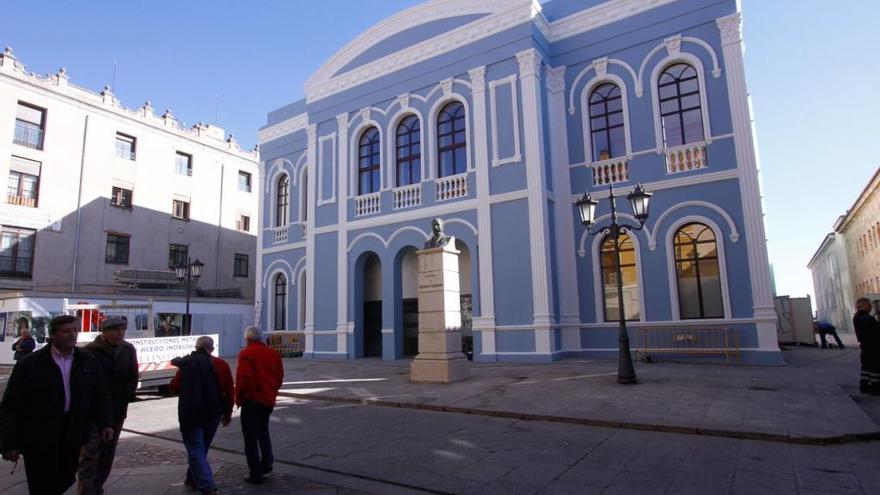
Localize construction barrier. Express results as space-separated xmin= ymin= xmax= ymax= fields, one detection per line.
xmin=266 ymin=331 xmax=305 ymax=358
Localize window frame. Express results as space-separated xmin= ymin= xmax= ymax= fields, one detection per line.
xmin=599 ymin=233 xmax=641 ymax=322
xmin=274 ymin=273 xmax=287 ymax=330
xmin=657 ymin=63 xmax=705 ymax=148
xmin=233 ymin=253 xmax=249 ymax=278
xmin=175 ymin=151 xmax=193 ymax=176
xmin=395 ymin=115 xmax=421 ymax=187
xmin=0 ymin=225 xmax=36 ymax=278
xmin=357 ymin=127 xmax=381 ymax=195
xmin=7 ymin=170 xmax=40 ymax=208
xmin=13 ymin=101 xmax=46 ymax=150
xmin=110 ymin=186 xmax=133 ymax=209
xmin=172 ymin=199 xmax=190 ymax=220
xmin=587 ymin=83 xmax=626 ymax=162
xmin=105 ymin=232 xmax=130 ymax=265
xmin=236 ymin=214 xmax=250 ymax=232
xmin=436 ymin=101 xmax=467 ymax=178
xmin=275 ymin=175 xmax=289 ymax=227
xmin=114 ymin=132 xmax=137 ymax=161
xmin=673 ymin=222 xmax=725 ymax=319
xmin=168 ymin=243 xmax=188 ymax=269
xmin=238 ymin=171 xmax=252 ymax=192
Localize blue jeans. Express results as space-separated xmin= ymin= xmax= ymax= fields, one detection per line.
xmin=241 ymin=401 xmax=274 ymax=478
xmin=181 ymin=416 xmax=221 ymax=491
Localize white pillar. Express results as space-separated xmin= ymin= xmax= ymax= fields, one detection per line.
xmin=255 ymin=160 xmax=266 ymax=327
xmin=335 ymin=113 xmax=350 ymax=354
xmin=467 ymin=65 xmax=497 ymax=356
xmin=545 ymin=65 xmax=582 ymax=351
xmin=304 ymin=124 xmax=317 ymax=353
xmin=717 ymin=12 xmax=778 ymax=351
xmin=517 ymin=48 xmax=555 ymax=354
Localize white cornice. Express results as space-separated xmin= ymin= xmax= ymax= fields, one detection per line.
xmin=547 ymin=0 xmax=678 ymax=43
xmin=258 ymin=113 xmax=309 ymax=145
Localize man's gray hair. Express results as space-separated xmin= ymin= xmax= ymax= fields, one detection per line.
xmin=245 ymin=326 xmax=263 ymax=342
xmin=195 ymin=335 xmax=214 ymax=351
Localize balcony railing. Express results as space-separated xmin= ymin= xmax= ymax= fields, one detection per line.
xmin=592 ymin=158 xmax=629 ymax=186
xmin=666 ymin=142 xmax=708 ymax=174
xmin=393 ymin=183 xmax=421 ymax=210
xmin=435 ymin=174 xmax=468 ymax=202
xmin=355 ymin=192 xmax=381 ymax=217
xmin=7 ymin=194 xmax=36 ymax=208
xmin=13 ymin=121 xmax=44 ymax=150
xmin=272 ymin=225 xmax=288 ymax=244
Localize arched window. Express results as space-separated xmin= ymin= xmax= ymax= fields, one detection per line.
xmin=437 ymin=101 xmax=466 ymax=177
xmin=300 ymin=171 xmax=308 ymax=223
xmin=658 ymin=63 xmax=704 ymax=147
xmin=274 ymin=273 xmax=287 ymax=330
xmin=674 ymin=223 xmax=723 ymax=319
xmin=588 ymin=83 xmax=625 ymax=161
xmin=358 ymin=127 xmax=381 ymax=195
xmin=600 ymin=233 xmax=640 ymax=321
xmin=275 ymin=175 xmax=289 ymax=227
xmin=396 ymin=115 xmax=421 ymax=186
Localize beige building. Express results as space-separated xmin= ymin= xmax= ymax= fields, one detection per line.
xmin=0 ymin=47 xmax=259 ymax=360
xmin=837 ymin=168 xmax=880 ymax=300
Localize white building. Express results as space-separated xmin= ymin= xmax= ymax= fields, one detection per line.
xmin=807 ymin=222 xmax=854 ymax=333
xmin=0 ymin=47 xmax=259 ymax=360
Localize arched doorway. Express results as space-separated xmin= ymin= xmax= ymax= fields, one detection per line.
xmin=362 ymin=253 xmax=383 ymax=357
xmin=396 ymin=248 xmax=420 ymax=356
xmin=455 ymin=239 xmax=473 ymax=359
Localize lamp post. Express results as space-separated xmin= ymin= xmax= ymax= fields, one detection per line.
xmin=175 ymin=258 xmax=204 ymax=336
xmin=576 ymin=184 xmax=652 ymax=384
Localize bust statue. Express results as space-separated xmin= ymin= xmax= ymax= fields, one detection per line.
xmin=424 ymin=218 xmax=451 ymax=249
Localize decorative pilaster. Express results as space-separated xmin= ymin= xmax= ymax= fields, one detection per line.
xmin=304 ymin=123 xmax=317 ymax=354
xmin=517 ymin=48 xmax=555 ymax=354
xmin=467 ymin=65 xmax=497 ymax=357
xmin=717 ymin=12 xmax=777 ymax=350
xmin=335 ymin=113 xmax=350 ymax=354
xmin=256 ymin=160 xmax=267 ymax=328
xmin=545 ymin=65 xmax=581 ymax=351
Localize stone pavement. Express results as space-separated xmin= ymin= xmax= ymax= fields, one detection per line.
xmin=270 ymin=345 xmax=880 ymax=444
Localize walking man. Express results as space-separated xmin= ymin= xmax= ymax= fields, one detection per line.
xmin=1 ymin=315 xmax=114 ymax=494
xmin=853 ymin=298 xmax=880 ymax=394
xmin=11 ymin=326 xmax=35 ymax=361
xmin=169 ymin=336 xmax=233 ymax=495
xmin=236 ymin=326 xmax=284 ymax=484
xmin=77 ymin=316 xmax=139 ymax=494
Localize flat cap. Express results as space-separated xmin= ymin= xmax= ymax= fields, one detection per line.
xmin=101 ymin=316 xmax=127 ymax=330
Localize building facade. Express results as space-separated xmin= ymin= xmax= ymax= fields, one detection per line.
xmin=0 ymin=47 xmax=260 ymax=360
xmin=257 ymin=0 xmax=781 ymax=364
xmin=807 ymin=225 xmax=854 ymax=333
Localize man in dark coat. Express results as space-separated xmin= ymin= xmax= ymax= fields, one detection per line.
xmin=169 ymin=336 xmax=229 ymax=495
xmin=0 ymin=315 xmax=114 ymax=495
xmin=853 ymin=297 xmax=880 ymax=394
xmin=11 ymin=327 xmax=36 ymax=361
xmin=77 ymin=316 xmax=139 ymax=494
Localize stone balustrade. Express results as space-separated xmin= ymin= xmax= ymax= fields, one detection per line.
xmin=273 ymin=225 xmax=288 ymax=244
xmin=355 ymin=191 xmax=381 ymax=217
xmin=666 ymin=142 xmax=708 ymax=174
xmin=435 ymin=174 xmax=468 ymax=202
xmin=393 ymin=183 xmax=421 ymax=210
xmin=592 ymin=158 xmax=629 ymax=186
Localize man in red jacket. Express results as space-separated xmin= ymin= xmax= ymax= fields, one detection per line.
xmin=236 ymin=326 xmax=283 ymax=484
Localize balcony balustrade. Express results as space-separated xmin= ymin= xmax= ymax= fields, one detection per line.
xmin=435 ymin=174 xmax=468 ymax=202
xmin=592 ymin=158 xmax=629 ymax=186
xmin=272 ymin=225 xmax=288 ymax=244
xmin=393 ymin=183 xmax=421 ymax=210
xmin=355 ymin=191 xmax=381 ymax=217
xmin=666 ymin=142 xmax=708 ymax=174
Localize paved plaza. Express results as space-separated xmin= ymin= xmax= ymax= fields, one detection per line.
xmin=2 ymin=344 xmax=880 ymax=494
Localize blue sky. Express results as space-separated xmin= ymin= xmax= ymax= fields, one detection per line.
xmin=5 ymin=0 xmax=879 ymax=304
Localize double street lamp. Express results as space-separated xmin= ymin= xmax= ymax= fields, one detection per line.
xmin=175 ymin=258 xmax=204 ymax=336
xmin=576 ymin=184 xmax=652 ymax=384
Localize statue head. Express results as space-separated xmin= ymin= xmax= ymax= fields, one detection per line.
xmin=431 ymin=218 xmax=444 ymax=235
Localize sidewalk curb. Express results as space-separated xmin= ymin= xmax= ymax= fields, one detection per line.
xmin=278 ymin=391 xmax=880 ymax=446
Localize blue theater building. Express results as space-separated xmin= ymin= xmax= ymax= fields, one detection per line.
xmin=256 ymin=0 xmax=781 ymax=365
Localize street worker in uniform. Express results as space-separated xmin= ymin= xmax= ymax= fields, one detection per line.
xmin=853 ymin=298 xmax=880 ymax=394
xmin=0 ymin=315 xmax=114 ymax=495
xmin=236 ymin=326 xmax=284 ymax=484
xmin=77 ymin=316 xmax=140 ymax=494
xmin=169 ymin=336 xmax=233 ymax=495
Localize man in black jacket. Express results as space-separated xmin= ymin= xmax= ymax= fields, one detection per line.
xmin=77 ymin=316 xmax=139 ymax=494
xmin=853 ymin=297 xmax=880 ymax=394
xmin=0 ymin=315 xmax=114 ymax=494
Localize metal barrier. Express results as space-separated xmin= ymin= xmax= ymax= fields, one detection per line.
xmin=266 ymin=331 xmax=305 ymax=358
xmin=636 ymin=327 xmax=740 ymax=364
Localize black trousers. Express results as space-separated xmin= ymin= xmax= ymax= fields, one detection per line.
xmin=23 ymin=443 xmax=81 ymax=495
xmin=240 ymin=401 xmax=274 ymax=477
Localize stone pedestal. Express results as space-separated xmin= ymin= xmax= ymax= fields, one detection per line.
xmin=410 ymin=242 xmax=471 ymax=383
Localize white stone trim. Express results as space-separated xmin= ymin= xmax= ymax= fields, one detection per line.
xmin=346 ymin=226 xmax=430 ymax=253
xmin=258 ymin=113 xmax=308 ymax=144
xmin=427 ymin=94 xmax=473 ymax=180
xmin=297 ymin=161 xmax=309 ymax=225
xmin=649 ymin=51 xmax=714 ymax=151
xmin=578 ymin=72 xmax=634 ymax=163
xmin=664 ymin=215 xmax=733 ymax=320
xmin=569 ymin=166 xmax=739 ymax=201
xmin=488 ymin=75 xmax=522 ymax=167
xmin=303 ymin=124 xmax=318 ymax=353
xmin=488 ymin=189 xmax=529 ymax=204
xmin=568 ymin=57 xmax=640 ymax=109
xmin=577 ymin=212 xmax=641 ymax=258
xmin=347 ymin=198 xmax=478 ymax=232
xmin=385 ymin=107 xmax=426 ymax=189
xmin=546 ymin=0 xmax=677 ymax=43
xmin=264 ymin=267 xmax=292 ymax=332
xmin=646 ymin=200 xmax=739 ymax=250
xmin=335 ymin=112 xmax=351 ymax=353
xmin=590 ymin=229 xmax=646 ymax=323
xmin=317 ymin=132 xmax=337 ymax=206
xmin=579 ymin=316 xmax=772 ymax=328
xmin=636 ymin=35 xmax=722 ymax=96
xmin=261 ymin=241 xmax=306 ymax=255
